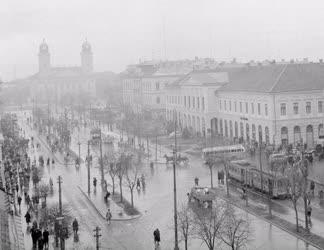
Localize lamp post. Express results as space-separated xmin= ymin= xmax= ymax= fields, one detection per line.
xmin=172 ymin=111 xmax=179 ymax=250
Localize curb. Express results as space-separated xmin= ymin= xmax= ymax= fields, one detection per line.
xmin=77 ymin=186 xmax=142 ymax=221
xmin=216 ymin=189 xmax=324 ymax=250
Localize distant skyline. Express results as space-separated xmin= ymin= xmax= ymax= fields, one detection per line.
xmin=2 ymin=0 xmax=324 ymax=81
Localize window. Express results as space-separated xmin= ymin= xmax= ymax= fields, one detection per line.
xmin=251 ymin=103 xmax=254 ymax=114
xmin=240 ymin=102 xmax=242 ymax=113
xmin=155 ymin=82 xmax=160 ymax=90
xmin=293 ymin=102 xmax=299 ymax=115
xmin=188 ymin=96 xmax=191 ymax=108
xmin=229 ymin=101 xmax=232 ymax=111
xmin=224 ymin=100 xmax=227 ymax=111
xmin=306 ymin=102 xmax=311 ymax=114
xmin=234 ymin=101 xmax=237 ymax=112
xmin=220 ymin=100 xmax=222 ymax=110
xmin=280 ymin=103 xmax=286 ymax=116
xmin=156 ymin=96 xmax=160 ymax=104
xmin=193 ymin=97 xmax=195 ymax=108
xmin=202 ymin=97 xmax=205 ymax=111
xmin=197 ymin=97 xmax=200 ymax=109
xmin=318 ymin=101 xmax=323 ymax=113
xmin=265 ymin=104 xmax=268 ymax=116
xmin=258 ymin=103 xmax=261 ymax=115
xmin=245 ymin=102 xmax=248 ymax=114
xmin=184 ymin=96 xmax=186 ymax=107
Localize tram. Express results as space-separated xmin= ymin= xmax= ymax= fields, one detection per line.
xmin=228 ymin=160 xmax=289 ymax=198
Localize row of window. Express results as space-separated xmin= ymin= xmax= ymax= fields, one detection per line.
xmin=220 ymin=100 xmax=268 ymax=116
xmin=123 ymin=81 xmax=162 ymax=91
xmin=167 ymin=95 xmax=205 ymax=111
xmin=280 ymin=101 xmax=323 ymax=116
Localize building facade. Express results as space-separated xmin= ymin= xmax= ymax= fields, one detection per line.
xmin=30 ymin=39 xmax=96 ymax=104
xmin=166 ymin=63 xmax=324 ymax=148
xmin=213 ymin=63 xmax=324 ymax=147
xmin=165 ymin=71 xmax=228 ymax=137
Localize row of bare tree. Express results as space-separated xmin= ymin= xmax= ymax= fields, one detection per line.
xmin=178 ymin=201 xmax=251 ymax=250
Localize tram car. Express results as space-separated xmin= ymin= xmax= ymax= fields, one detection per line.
xmin=202 ymin=144 xmax=245 ymax=163
xmin=228 ymin=160 xmax=289 ymax=199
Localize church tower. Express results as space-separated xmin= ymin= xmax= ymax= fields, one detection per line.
xmin=38 ymin=39 xmax=51 ymax=73
xmin=81 ymin=39 xmax=93 ymax=73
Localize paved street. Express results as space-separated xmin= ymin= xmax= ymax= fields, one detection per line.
xmin=12 ymin=110 xmax=320 ymax=249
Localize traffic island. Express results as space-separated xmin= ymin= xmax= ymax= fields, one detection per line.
xmin=78 ymin=186 xmax=141 ymax=221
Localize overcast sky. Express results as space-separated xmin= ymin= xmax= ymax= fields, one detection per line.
xmin=1 ymin=0 xmax=324 ymax=80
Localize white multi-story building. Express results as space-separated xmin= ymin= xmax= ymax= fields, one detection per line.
xmin=122 ymin=62 xmax=184 ymax=113
xmin=165 ymin=71 xmax=228 ymax=137
xmin=167 ymin=63 xmax=324 ymax=148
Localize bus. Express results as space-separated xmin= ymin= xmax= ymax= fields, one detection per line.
xmin=202 ymin=144 xmax=245 ymax=162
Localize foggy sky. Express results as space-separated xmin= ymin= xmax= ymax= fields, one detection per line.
xmin=1 ymin=0 xmax=324 ymax=81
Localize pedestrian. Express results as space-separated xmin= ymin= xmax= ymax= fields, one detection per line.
xmin=24 ymin=211 xmax=31 ymax=225
xmin=17 ymin=195 xmax=22 ymax=209
xmin=15 ymin=183 xmax=19 ymax=193
xmin=194 ymin=177 xmax=199 ymax=186
xmin=30 ymin=227 xmax=38 ymax=248
xmin=106 ymin=209 xmax=112 ymax=225
xmin=72 ymin=218 xmax=79 ymax=235
xmin=93 ymin=177 xmax=97 ymax=188
xmin=136 ymin=178 xmax=141 ymax=190
xmin=307 ymin=204 xmax=312 ymax=225
xmin=38 ymin=236 xmax=44 ymax=250
xmin=141 ymin=174 xmax=146 ymax=189
xmin=42 ymin=228 xmax=49 ymax=248
xmin=310 ymin=181 xmax=315 ymax=197
xmin=153 ymin=228 xmax=160 ymax=248
xmin=52 ymin=158 xmax=55 ymax=164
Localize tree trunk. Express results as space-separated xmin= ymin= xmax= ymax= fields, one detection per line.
xmin=209 ymin=166 xmax=213 ymax=188
xmin=119 ymin=178 xmax=123 ymax=202
xmin=112 ymin=178 xmax=115 ymax=195
xmin=294 ymin=202 xmax=299 ymax=232
xmin=225 ymin=164 xmax=230 ymax=197
xmin=304 ymin=196 xmax=309 ymax=231
xmin=130 ymin=188 xmax=134 ymax=207
xmin=185 ymin=239 xmax=188 ymax=250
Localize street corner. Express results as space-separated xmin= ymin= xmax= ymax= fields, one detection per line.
xmin=77 ymin=185 xmax=142 ymax=222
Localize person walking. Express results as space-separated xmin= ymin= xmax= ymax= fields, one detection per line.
xmin=194 ymin=177 xmax=199 ymax=186
xmin=106 ymin=209 xmax=112 ymax=225
xmin=307 ymin=204 xmax=313 ymax=225
xmin=136 ymin=178 xmax=141 ymax=190
xmin=72 ymin=218 xmax=79 ymax=236
xmin=24 ymin=211 xmax=31 ymax=225
xmin=153 ymin=228 xmax=160 ymax=248
xmin=93 ymin=177 xmax=97 ymax=189
xmin=17 ymin=195 xmax=22 ymax=210
xmin=43 ymin=228 xmax=49 ymax=248
xmin=30 ymin=227 xmax=38 ymax=248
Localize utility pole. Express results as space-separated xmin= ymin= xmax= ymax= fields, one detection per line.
xmin=173 ymin=112 xmax=179 ymax=250
xmin=99 ymin=128 xmax=104 ymax=185
xmin=57 ymin=176 xmax=65 ymax=250
xmin=259 ymin=132 xmax=264 ymax=192
xmin=78 ymin=141 xmax=81 ymax=164
xmin=155 ymin=135 xmax=158 ymax=162
xmin=93 ymin=226 xmax=102 ymax=250
xmin=87 ymin=140 xmax=91 ymax=194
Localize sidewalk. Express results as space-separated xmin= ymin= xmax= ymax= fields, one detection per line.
xmin=78 ymin=186 xmax=141 ymax=221
xmin=214 ymin=182 xmax=324 ymax=250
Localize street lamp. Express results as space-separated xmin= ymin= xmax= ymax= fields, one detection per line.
xmin=172 ymin=110 xmax=179 ymax=250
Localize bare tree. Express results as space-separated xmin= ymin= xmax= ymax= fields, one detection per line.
xmin=193 ymin=201 xmax=227 ymax=250
xmin=178 ymin=204 xmax=195 ymax=250
xmin=116 ymin=153 xmax=127 ymax=202
xmin=286 ymin=160 xmax=304 ymax=232
xmin=37 ymin=182 xmax=50 ymax=206
xmin=205 ymin=157 xmax=216 ymax=188
xmin=125 ymin=157 xmax=138 ymax=208
xmin=219 ymin=205 xmax=251 ymax=250
xmin=108 ymin=162 xmax=118 ymax=195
